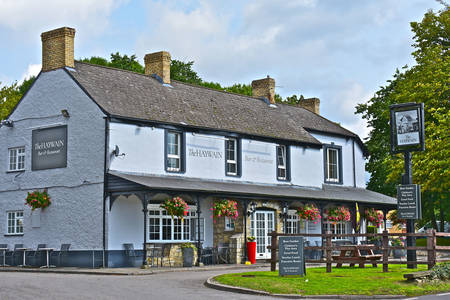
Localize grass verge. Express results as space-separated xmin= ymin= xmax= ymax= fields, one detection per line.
xmin=214 ymin=265 xmax=450 ymax=296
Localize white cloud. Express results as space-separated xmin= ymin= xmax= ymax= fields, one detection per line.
xmin=20 ymin=64 xmax=41 ymax=83
xmin=0 ymin=0 xmax=125 ymax=38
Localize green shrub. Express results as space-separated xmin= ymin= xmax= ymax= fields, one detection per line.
xmin=429 ymin=262 xmax=450 ymax=281
xmin=367 ymin=225 xmax=376 ymax=234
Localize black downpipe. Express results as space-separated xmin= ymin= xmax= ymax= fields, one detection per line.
xmin=196 ymin=195 xmax=201 ymax=266
xmin=102 ymin=116 xmax=110 ymax=267
xmin=352 ymin=139 xmax=356 ymax=188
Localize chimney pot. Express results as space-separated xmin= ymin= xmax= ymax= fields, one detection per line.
xmin=252 ymin=77 xmax=275 ymax=104
xmin=41 ymin=27 xmax=75 ymax=72
xmin=144 ymin=51 xmax=171 ymax=84
xmin=298 ymin=97 xmax=320 ymax=114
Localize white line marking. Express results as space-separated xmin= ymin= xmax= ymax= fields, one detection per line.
xmin=437 ymin=292 xmax=450 ymax=297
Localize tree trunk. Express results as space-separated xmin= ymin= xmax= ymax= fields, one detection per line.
xmin=430 ymin=197 xmax=438 ymax=230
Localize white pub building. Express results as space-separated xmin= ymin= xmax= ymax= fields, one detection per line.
xmin=0 ymin=27 xmax=395 ymax=267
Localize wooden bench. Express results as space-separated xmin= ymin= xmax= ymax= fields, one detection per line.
xmin=403 ymin=271 xmax=432 ymax=281
xmin=332 ymin=245 xmax=382 ymax=268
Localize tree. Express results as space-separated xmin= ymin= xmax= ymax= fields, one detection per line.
xmin=356 ymin=8 xmax=449 ymax=230
xmin=0 ymin=76 xmax=35 ymax=121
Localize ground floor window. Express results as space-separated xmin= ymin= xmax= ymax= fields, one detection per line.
xmin=7 ymin=211 xmax=23 ymax=235
xmin=285 ymin=210 xmax=298 ymax=234
xmin=148 ymin=205 xmax=204 ymax=242
xmin=323 ymin=221 xmax=349 ymax=240
xmin=224 ymin=216 xmax=235 ymax=231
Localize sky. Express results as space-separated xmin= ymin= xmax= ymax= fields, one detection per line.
xmin=0 ymin=0 xmax=444 ymax=140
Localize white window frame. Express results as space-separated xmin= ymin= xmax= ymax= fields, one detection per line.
xmin=225 ymin=138 xmax=237 ymax=176
xmin=8 ymin=147 xmax=25 ymax=172
xmin=323 ymin=220 xmax=349 ymax=240
xmin=277 ymin=145 xmax=287 ymax=180
xmin=6 ymin=211 xmax=24 ymax=235
xmin=224 ymin=216 xmax=235 ymax=231
xmin=326 ymin=147 xmax=339 ymax=183
xmin=148 ymin=204 xmax=196 ymax=243
xmin=167 ymin=131 xmax=181 ymax=172
xmin=285 ymin=210 xmax=298 ymax=234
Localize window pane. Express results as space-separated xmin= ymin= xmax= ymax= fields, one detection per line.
xmin=183 ymin=219 xmax=190 ymax=240
xmin=149 ymin=218 xmax=160 ymax=240
xmin=167 ymin=132 xmax=179 ymax=155
xmin=227 ymin=163 xmax=236 ymax=174
xmin=162 ymin=218 xmax=172 ymax=240
xmin=167 ymin=157 xmax=180 ymax=169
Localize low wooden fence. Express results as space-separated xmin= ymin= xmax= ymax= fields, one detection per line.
xmin=268 ymin=230 xmax=450 ymax=273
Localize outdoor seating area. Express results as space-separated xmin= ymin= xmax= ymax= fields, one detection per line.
xmin=0 ymin=244 xmax=70 ymax=268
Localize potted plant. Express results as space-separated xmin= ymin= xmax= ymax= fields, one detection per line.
xmin=181 ymin=243 xmax=197 ymax=267
xmin=247 ymin=236 xmax=256 ymax=264
xmin=391 ymin=238 xmax=406 ymax=258
xmin=211 ymin=199 xmax=238 ymax=223
xmin=25 ymin=190 xmax=51 ymax=211
xmin=160 ymin=196 xmax=189 ymax=220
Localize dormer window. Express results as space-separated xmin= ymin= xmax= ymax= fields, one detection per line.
xmin=165 ymin=130 xmax=185 ymax=173
xmin=276 ymin=145 xmax=290 ymax=181
xmin=324 ymin=144 xmax=342 ymax=184
xmin=225 ymin=138 xmax=240 ymax=176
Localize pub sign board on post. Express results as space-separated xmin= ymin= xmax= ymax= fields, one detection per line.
xmin=389 ymin=102 xmax=425 ymax=154
xmin=397 ymin=184 xmax=421 ymax=220
xmin=279 ymin=236 xmax=305 ymax=277
xmin=32 ymin=125 xmax=67 ymax=170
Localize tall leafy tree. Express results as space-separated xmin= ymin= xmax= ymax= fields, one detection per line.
xmin=0 ymin=76 xmax=35 ymax=121
xmin=356 ymin=8 xmax=449 ymax=230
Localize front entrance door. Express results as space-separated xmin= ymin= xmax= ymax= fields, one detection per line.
xmin=250 ymin=211 xmax=275 ymax=259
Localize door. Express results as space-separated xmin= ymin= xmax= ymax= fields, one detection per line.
xmin=250 ymin=211 xmax=275 ymax=259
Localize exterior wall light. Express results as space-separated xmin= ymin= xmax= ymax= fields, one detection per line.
xmin=0 ymin=120 xmax=14 ymax=127
xmin=247 ymin=201 xmax=257 ymax=216
xmin=61 ymin=109 xmax=70 ymax=118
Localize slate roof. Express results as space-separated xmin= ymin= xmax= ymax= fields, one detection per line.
xmin=68 ymin=62 xmax=360 ymax=146
xmin=108 ymin=171 xmax=397 ymax=206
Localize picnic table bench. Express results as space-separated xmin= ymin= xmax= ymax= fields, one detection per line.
xmin=332 ymin=244 xmax=382 ymax=268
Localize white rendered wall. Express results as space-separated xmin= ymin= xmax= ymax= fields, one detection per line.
xmin=310 ymin=133 xmax=365 ymax=188
xmin=108 ymin=123 xmax=350 ymax=188
xmin=108 ymin=195 xmax=144 ymax=250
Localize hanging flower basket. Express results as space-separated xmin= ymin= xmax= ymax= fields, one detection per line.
xmin=388 ymin=210 xmax=406 ymax=226
xmin=160 ymin=196 xmax=189 ymax=219
xmin=211 ymin=199 xmax=238 ymax=222
xmin=325 ymin=206 xmax=350 ymax=224
xmin=296 ymin=204 xmax=321 ymax=224
xmin=25 ymin=190 xmax=51 ymax=211
xmin=365 ymin=208 xmax=384 ymax=227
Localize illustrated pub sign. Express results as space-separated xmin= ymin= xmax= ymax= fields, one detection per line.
xmin=32 ymin=125 xmax=68 ymax=170
xmin=389 ymin=102 xmax=425 ymax=154
xmin=279 ymin=236 xmax=305 ymax=277
xmin=397 ymin=184 xmax=422 ymax=220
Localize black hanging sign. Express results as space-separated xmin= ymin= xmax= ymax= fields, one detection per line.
xmin=389 ymin=103 xmax=425 ymax=154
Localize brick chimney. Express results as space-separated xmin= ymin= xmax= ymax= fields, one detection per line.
xmin=252 ymin=76 xmax=275 ymax=104
xmin=41 ymin=27 xmax=75 ymax=72
xmin=144 ymin=51 xmax=171 ymax=84
xmin=298 ymin=98 xmax=320 ymax=114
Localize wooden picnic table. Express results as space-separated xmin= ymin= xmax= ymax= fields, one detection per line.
xmin=332 ymin=244 xmax=382 ymax=268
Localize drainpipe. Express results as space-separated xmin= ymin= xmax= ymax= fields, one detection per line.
xmin=196 ymin=195 xmax=201 ymax=266
xmin=352 ymin=139 xmax=356 ymax=188
xmin=142 ymin=193 xmax=149 ymax=266
xmin=244 ymin=200 xmax=248 ymax=262
xmin=102 ymin=116 xmax=110 ymax=267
